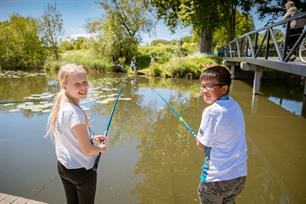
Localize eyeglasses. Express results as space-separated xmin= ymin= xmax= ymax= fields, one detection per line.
xmin=200 ymin=83 xmax=225 ymax=91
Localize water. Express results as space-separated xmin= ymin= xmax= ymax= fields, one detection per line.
xmin=0 ymin=72 xmax=305 ymax=204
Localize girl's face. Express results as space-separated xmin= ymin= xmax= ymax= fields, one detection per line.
xmin=63 ymin=71 xmax=89 ymax=103
xmin=200 ymin=79 xmax=228 ymax=105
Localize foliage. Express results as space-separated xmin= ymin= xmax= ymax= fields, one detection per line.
xmin=0 ymin=15 xmax=45 ymax=70
xmin=39 ymin=2 xmax=64 ymax=60
xmin=150 ymin=39 xmax=178 ymax=46
xmin=213 ymin=11 xmax=255 ymax=49
xmin=59 ymin=37 xmax=95 ymax=51
xmin=44 ymin=49 xmax=113 ymax=72
xmin=59 ymin=41 xmax=74 ymax=51
xmin=150 ymin=63 xmax=163 ymax=76
xmin=87 ymin=0 xmax=153 ymax=62
xmin=148 ymin=0 xmax=217 ymax=52
xmin=72 ymin=37 xmax=92 ymax=50
xmin=138 ymin=43 xmax=186 ymax=65
xmin=144 ymin=53 xmax=221 ymax=78
xmin=254 ymin=0 xmax=306 ymax=22
xmin=165 ymin=55 xmax=219 ymax=78
xmin=148 ymin=0 xmax=257 ymax=53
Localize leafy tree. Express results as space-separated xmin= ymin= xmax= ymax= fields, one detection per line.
xmin=39 ymin=2 xmax=64 ymax=60
xmin=213 ymin=11 xmax=255 ymax=49
xmin=0 ymin=15 xmax=45 ymax=70
xmin=59 ymin=41 xmax=74 ymax=51
xmin=148 ymin=0 xmax=257 ymax=53
xmin=148 ymin=0 xmax=222 ymax=53
xmin=150 ymin=39 xmax=178 ymax=46
xmin=218 ymin=1 xmax=256 ymax=42
xmin=254 ymin=0 xmax=306 ymax=22
xmin=87 ymin=0 xmax=153 ymax=62
xmin=72 ymin=37 xmax=91 ymax=50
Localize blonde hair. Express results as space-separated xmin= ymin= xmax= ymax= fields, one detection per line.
xmin=285 ymin=1 xmax=295 ymax=9
xmin=47 ymin=63 xmax=90 ymax=138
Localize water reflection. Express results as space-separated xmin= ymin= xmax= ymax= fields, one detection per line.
xmin=0 ymin=72 xmax=306 ymax=204
xmin=132 ymin=90 xmax=202 ymax=204
xmin=260 ymin=79 xmax=305 ymax=117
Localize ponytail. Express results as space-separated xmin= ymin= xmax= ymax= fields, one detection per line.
xmin=46 ymin=63 xmax=90 ymax=139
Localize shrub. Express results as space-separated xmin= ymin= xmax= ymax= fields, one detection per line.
xmin=150 ymin=63 xmax=163 ymax=76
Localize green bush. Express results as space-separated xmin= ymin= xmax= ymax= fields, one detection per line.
xmin=150 ymin=63 xmax=163 ymax=76
xmin=152 ymin=54 xmax=220 ymax=78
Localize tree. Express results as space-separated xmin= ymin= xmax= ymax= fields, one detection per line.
xmin=87 ymin=0 xmax=153 ymax=62
xmin=148 ymin=1 xmax=260 ymax=53
xmin=39 ymin=2 xmax=64 ymax=60
xmin=0 ymin=15 xmax=45 ymax=70
xmin=254 ymin=0 xmax=306 ymax=22
xmin=150 ymin=0 xmax=220 ymax=53
xmin=213 ymin=11 xmax=255 ymax=49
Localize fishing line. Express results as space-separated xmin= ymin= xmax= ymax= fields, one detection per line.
xmin=92 ymin=74 xmax=126 ymax=171
xmin=153 ymin=89 xmax=197 ymax=137
xmin=30 ymin=175 xmax=58 ymax=199
xmin=152 ymin=89 xmax=201 ymax=167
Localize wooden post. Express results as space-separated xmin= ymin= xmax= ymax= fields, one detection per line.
xmin=230 ymin=64 xmax=235 ymax=79
xmin=251 ymin=94 xmax=259 ymax=115
xmin=253 ymin=68 xmax=263 ymax=95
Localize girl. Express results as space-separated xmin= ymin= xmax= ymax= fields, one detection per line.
xmin=47 ymin=64 xmax=106 ymax=204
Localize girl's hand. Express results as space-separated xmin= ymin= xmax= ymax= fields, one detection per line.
xmin=98 ymin=143 xmax=107 ymax=153
xmin=93 ymin=135 xmax=107 ymax=144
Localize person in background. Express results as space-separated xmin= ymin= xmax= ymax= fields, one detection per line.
xmin=196 ymin=66 xmax=248 ymax=204
xmin=130 ymin=56 xmax=137 ymax=71
xmin=47 ymin=63 xmax=107 ymax=204
xmin=283 ymin=1 xmax=304 ymax=61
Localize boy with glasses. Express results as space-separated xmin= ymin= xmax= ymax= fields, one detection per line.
xmin=196 ymin=66 xmax=247 ymax=204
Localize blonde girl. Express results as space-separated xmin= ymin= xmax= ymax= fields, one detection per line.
xmin=47 ymin=64 xmax=106 ymax=204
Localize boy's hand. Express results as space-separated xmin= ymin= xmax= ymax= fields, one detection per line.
xmin=196 ymin=137 xmax=205 ymax=152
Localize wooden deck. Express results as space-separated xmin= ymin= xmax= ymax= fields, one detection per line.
xmin=0 ymin=193 xmax=46 ymax=204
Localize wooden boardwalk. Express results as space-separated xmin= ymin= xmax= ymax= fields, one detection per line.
xmin=0 ymin=193 xmax=46 ymax=204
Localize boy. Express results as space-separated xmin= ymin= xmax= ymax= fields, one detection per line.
xmin=196 ymin=66 xmax=247 ymax=204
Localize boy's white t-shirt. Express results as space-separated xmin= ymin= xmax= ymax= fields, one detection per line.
xmin=55 ymin=102 xmax=95 ymax=170
xmin=197 ymin=97 xmax=247 ymax=183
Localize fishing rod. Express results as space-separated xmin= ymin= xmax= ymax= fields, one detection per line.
xmin=153 ymin=89 xmax=197 ymax=138
xmin=153 ymin=89 xmax=202 ymax=168
xmin=92 ymin=75 xmax=126 ymax=171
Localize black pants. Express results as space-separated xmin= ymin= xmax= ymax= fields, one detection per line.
xmin=288 ymin=28 xmax=304 ymax=50
xmin=57 ymin=161 xmax=97 ymax=204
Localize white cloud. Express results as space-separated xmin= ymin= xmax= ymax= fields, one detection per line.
xmin=63 ymin=33 xmax=98 ymax=41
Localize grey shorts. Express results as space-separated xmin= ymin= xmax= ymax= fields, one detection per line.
xmin=198 ymin=176 xmax=246 ymax=204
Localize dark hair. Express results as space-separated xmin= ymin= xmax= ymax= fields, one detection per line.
xmin=200 ymin=65 xmax=232 ymax=88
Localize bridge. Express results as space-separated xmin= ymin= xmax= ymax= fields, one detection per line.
xmin=222 ymin=12 xmax=306 ymax=115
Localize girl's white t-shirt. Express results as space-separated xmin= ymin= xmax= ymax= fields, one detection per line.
xmin=55 ymin=102 xmax=95 ymax=170
xmin=197 ymin=97 xmax=247 ymax=182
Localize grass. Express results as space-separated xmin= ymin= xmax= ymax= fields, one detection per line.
xmin=44 ymin=49 xmax=113 ymax=73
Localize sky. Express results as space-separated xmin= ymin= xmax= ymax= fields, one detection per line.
xmin=0 ymin=0 xmax=269 ymax=44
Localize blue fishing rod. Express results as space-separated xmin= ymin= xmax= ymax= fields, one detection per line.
xmin=153 ymin=89 xmax=202 ymax=167
xmin=92 ymin=75 xmax=126 ymax=171
xmin=153 ymin=89 xmax=197 ymax=137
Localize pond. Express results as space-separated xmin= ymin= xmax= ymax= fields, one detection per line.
xmin=0 ymin=71 xmax=305 ymax=204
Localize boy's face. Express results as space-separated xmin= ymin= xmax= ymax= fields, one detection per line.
xmin=200 ymin=79 xmax=228 ymax=104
